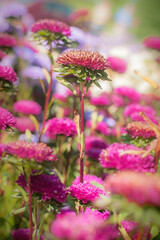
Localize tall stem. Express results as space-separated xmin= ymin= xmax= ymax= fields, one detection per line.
xmin=28 ymin=176 xmax=33 ymax=240
xmin=39 ymin=44 xmax=53 ymax=142
xmin=154 ymin=137 xmax=160 ymax=172
xmin=79 ymin=84 xmax=85 ymax=183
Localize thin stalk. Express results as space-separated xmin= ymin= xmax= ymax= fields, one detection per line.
xmin=64 ymin=138 xmax=73 ymax=185
xmin=79 ymin=84 xmax=85 ymax=183
xmin=28 ymin=176 xmax=33 ymax=240
xmin=35 ymin=202 xmax=41 ymax=240
xmin=39 ymin=44 xmax=53 ymax=142
xmin=118 ymin=226 xmax=132 ymax=240
xmin=154 ymin=137 xmax=160 ymax=172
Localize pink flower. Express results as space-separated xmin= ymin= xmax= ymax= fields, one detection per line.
xmin=111 ymin=94 xmax=124 ymax=107
xmin=73 ymin=174 xmax=104 ymax=186
xmin=57 ymin=50 xmax=110 ymax=71
xmin=126 ymin=121 xmax=156 ymax=139
xmin=0 ymin=33 xmax=16 ymax=48
xmin=16 ymin=173 xmax=68 ymax=202
xmin=45 ymin=117 xmax=77 ymax=138
xmin=11 ymin=229 xmax=30 ymax=240
xmin=0 ymin=107 xmax=16 ymax=130
xmin=31 ymin=19 xmax=71 ymax=36
xmin=6 ymin=141 xmax=57 ymax=163
xmin=13 ymin=100 xmax=42 ymax=115
xmin=53 ymin=93 xmax=67 ymax=102
xmin=90 ymin=95 xmax=110 ymax=106
xmin=99 ymin=143 xmax=155 ymax=173
xmin=107 ymin=56 xmax=127 ymax=73
xmin=68 ymin=182 xmax=109 ymax=204
xmin=105 ymin=171 xmax=160 ymax=206
xmin=0 ymin=66 xmax=17 ymax=83
xmin=86 ymin=120 xmax=111 ymax=136
xmin=143 ymin=36 xmax=160 ymax=50
xmin=0 ymin=49 xmax=6 ymax=60
xmin=114 ymin=87 xmax=141 ymax=103
xmin=15 ymin=117 xmax=36 ymax=132
xmin=111 ymin=126 xmax=127 ymax=137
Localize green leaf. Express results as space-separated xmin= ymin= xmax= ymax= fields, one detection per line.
xmin=56 ymin=76 xmax=77 ymax=95
xmin=94 ymin=81 xmax=102 ymax=89
xmin=11 ymin=207 xmax=26 ymax=215
xmin=86 ymin=80 xmax=94 ymax=94
xmin=90 ymin=181 xmax=105 ymax=190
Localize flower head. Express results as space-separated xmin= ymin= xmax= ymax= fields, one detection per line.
xmin=57 ymin=50 xmax=109 ymax=71
xmin=107 ymin=56 xmax=127 ymax=73
xmin=0 ymin=107 xmax=16 ymax=130
xmin=15 ymin=117 xmax=36 ymax=132
xmin=11 ymin=229 xmax=30 ymax=240
xmin=31 ymin=19 xmax=71 ymax=36
xmin=90 ymin=95 xmax=110 ymax=106
xmin=45 ymin=117 xmax=77 ymax=138
xmin=0 ymin=49 xmax=7 ymax=60
xmin=99 ymin=143 xmax=154 ymax=173
xmin=0 ymin=66 xmax=17 ymax=83
xmin=86 ymin=120 xmax=111 ymax=136
xmin=6 ymin=141 xmax=57 ymax=163
xmin=143 ymin=36 xmax=160 ymax=50
xmin=111 ymin=94 xmax=124 ymax=107
xmin=13 ymin=100 xmax=42 ymax=115
xmin=73 ymin=174 xmax=104 ymax=186
xmin=1 ymin=3 xmax=27 ymax=18
xmin=16 ymin=173 xmax=67 ymax=202
xmin=0 ymin=33 xmax=16 ymax=48
xmin=114 ymin=87 xmax=141 ymax=103
xmin=105 ymin=171 xmax=160 ymax=206
xmin=126 ymin=121 xmax=156 ymax=139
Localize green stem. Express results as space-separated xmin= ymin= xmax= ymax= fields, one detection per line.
xmin=28 ymin=176 xmax=33 ymax=240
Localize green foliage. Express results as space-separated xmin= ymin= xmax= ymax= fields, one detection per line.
xmin=121 ymin=134 xmax=155 ymax=148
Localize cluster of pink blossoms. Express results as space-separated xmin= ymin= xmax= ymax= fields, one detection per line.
xmin=13 ymin=100 xmax=42 ymax=115
xmin=126 ymin=121 xmax=156 ymax=138
xmin=15 ymin=117 xmax=36 ymax=133
xmin=99 ymin=143 xmax=155 ymax=172
xmin=107 ymin=56 xmax=127 ymax=73
xmin=31 ymin=19 xmax=71 ymax=36
xmin=90 ymin=95 xmax=110 ymax=106
xmin=0 ymin=107 xmax=16 ymax=130
xmin=16 ymin=173 xmax=68 ymax=202
xmin=114 ymin=87 xmax=141 ymax=103
xmin=73 ymin=174 xmax=104 ymax=186
xmin=5 ymin=141 xmax=57 ymax=163
xmin=86 ymin=120 xmax=111 ymax=136
xmin=143 ymin=36 xmax=160 ymax=50
xmin=0 ymin=33 xmax=16 ymax=48
xmin=0 ymin=66 xmax=18 ymax=83
xmin=105 ymin=171 xmax=160 ymax=206
xmin=45 ymin=117 xmax=77 ymax=138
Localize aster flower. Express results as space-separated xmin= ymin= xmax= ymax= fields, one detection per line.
xmin=73 ymin=174 xmax=104 ymax=186
xmin=0 ymin=66 xmax=17 ymax=84
xmin=126 ymin=121 xmax=156 ymax=139
xmin=11 ymin=228 xmax=30 ymax=240
xmin=0 ymin=33 xmax=16 ymax=49
xmin=68 ymin=182 xmax=108 ymax=204
xmin=16 ymin=173 xmax=67 ymax=202
xmin=111 ymin=94 xmax=124 ymax=107
xmin=0 ymin=107 xmax=16 ymax=130
xmin=1 ymin=3 xmax=27 ymax=19
xmin=86 ymin=120 xmax=111 ymax=136
xmin=51 ymin=211 xmax=118 ymax=240
xmin=45 ymin=117 xmax=77 ymax=138
xmin=143 ymin=36 xmax=160 ymax=50
xmin=0 ymin=49 xmax=7 ymax=60
xmin=5 ymin=141 xmax=57 ymax=163
xmin=15 ymin=117 xmax=36 ymax=133
xmin=13 ymin=100 xmax=42 ymax=115
xmin=105 ymin=171 xmax=160 ymax=206
xmin=85 ymin=136 xmax=108 ymax=160
xmin=90 ymin=95 xmax=110 ymax=106
xmin=107 ymin=56 xmax=127 ymax=73
xmin=114 ymin=87 xmax=141 ymax=103
xmin=21 ymin=66 xmax=46 ymax=80
xmin=99 ymin=143 xmax=154 ymax=173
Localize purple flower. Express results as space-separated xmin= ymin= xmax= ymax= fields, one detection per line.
xmin=1 ymin=3 xmax=27 ymax=18
xmin=16 ymin=173 xmax=67 ymax=202
xmin=21 ymin=66 xmax=46 ymax=80
xmin=13 ymin=100 xmax=42 ymax=115
xmin=99 ymin=143 xmax=155 ymax=173
xmin=143 ymin=36 xmax=160 ymax=50
xmin=0 ymin=66 xmax=17 ymax=83
xmin=0 ymin=107 xmax=16 ymax=130
xmin=107 ymin=56 xmax=127 ymax=73
xmin=11 ymin=229 xmax=30 ymax=240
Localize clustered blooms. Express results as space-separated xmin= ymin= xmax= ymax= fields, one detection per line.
xmin=114 ymin=87 xmax=141 ymax=103
xmin=99 ymin=143 xmax=155 ymax=172
xmin=57 ymin=50 xmax=110 ymax=71
xmin=16 ymin=173 xmax=68 ymax=202
xmin=51 ymin=211 xmax=118 ymax=240
xmin=105 ymin=171 xmax=160 ymax=206
xmin=15 ymin=117 xmax=36 ymax=132
xmin=5 ymin=141 xmax=57 ymax=163
xmin=68 ymin=182 xmax=109 ymax=204
xmin=126 ymin=121 xmax=156 ymax=138
xmin=31 ymin=19 xmax=71 ymax=36
xmin=0 ymin=107 xmax=16 ymax=130
xmin=90 ymin=95 xmax=110 ymax=106
xmin=0 ymin=66 xmax=18 ymax=83
xmin=107 ymin=56 xmax=127 ymax=73
xmin=72 ymin=174 xmax=104 ymax=186
xmin=13 ymin=100 xmax=42 ymax=115
xmin=0 ymin=33 xmax=16 ymax=48
xmin=11 ymin=229 xmax=30 ymax=240
xmin=143 ymin=36 xmax=160 ymax=50
xmin=45 ymin=117 xmax=77 ymax=138
xmin=86 ymin=120 xmax=111 ymax=136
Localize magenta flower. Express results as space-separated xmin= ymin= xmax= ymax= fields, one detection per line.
xmin=107 ymin=56 xmax=127 ymax=73
xmin=143 ymin=36 xmax=160 ymax=50
xmin=57 ymin=50 xmax=110 ymax=71
xmin=15 ymin=117 xmax=36 ymax=133
xmin=13 ymin=100 xmax=42 ymax=115
xmin=90 ymin=95 xmax=110 ymax=106
xmin=45 ymin=117 xmax=77 ymax=138
xmin=5 ymin=141 xmax=57 ymax=163
xmin=99 ymin=143 xmax=155 ymax=173
xmin=111 ymin=94 xmax=124 ymax=107
xmin=16 ymin=173 xmax=68 ymax=202
xmin=0 ymin=49 xmax=6 ymax=60
xmin=105 ymin=171 xmax=160 ymax=206
xmin=0 ymin=66 xmax=17 ymax=83
xmin=114 ymin=87 xmax=141 ymax=103
xmin=53 ymin=93 xmax=67 ymax=102
xmin=73 ymin=174 xmax=104 ymax=186
xmin=86 ymin=120 xmax=111 ymax=136
xmin=0 ymin=107 xmax=16 ymax=130
xmin=0 ymin=33 xmax=16 ymax=48
xmin=126 ymin=121 xmax=156 ymax=139
xmin=11 ymin=229 xmax=30 ymax=240
xmin=68 ymin=182 xmax=109 ymax=204
xmin=31 ymin=19 xmax=71 ymax=36
xmin=111 ymin=126 xmax=127 ymax=137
